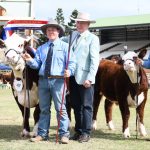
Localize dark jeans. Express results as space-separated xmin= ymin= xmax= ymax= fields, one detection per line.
xmin=69 ymin=76 xmax=94 ymax=135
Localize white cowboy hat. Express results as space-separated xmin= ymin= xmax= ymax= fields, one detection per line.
xmin=70 ymin=12 xmax=96 ymax=23
xmin=41 ymin=19 xmax=64 ymax=36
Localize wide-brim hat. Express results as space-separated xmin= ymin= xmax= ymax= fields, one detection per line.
xmin=41 ymin=19 xmax=64 ymax=36
xmin=70 ymin=12 xmax=96 ymax=24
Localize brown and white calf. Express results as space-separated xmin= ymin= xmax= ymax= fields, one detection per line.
xmin=93 ymin=52 xmax=148 ymax=138
xmin=1 ymin=33 xmax=40 ymax=137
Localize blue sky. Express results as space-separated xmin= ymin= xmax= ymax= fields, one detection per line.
xmin=0 ymin=0 xmax=150 ymax=23
xmin=34 ymin=0 xmax=150 ymax=21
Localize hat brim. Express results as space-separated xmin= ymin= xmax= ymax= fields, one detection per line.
xmin=70 ymin=16 xmax=96 ymax=24
xmin=41 ymin=24 xmax=64 ymax=37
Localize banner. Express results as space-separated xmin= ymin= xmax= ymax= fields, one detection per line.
xmin=2 ymin=19 xmax=48 ymax=40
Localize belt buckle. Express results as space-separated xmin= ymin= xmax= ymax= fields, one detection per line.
xmin=48 ymin=76 xmax=52 ymax=79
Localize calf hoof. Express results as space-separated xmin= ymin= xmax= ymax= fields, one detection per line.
xmin=20 ymin=129 xmax=30 ymax=138
xmin=92 ymin=120 xmax=97 ymax=130
xmin=139 ymin=123 xmax=147 ymax=137
xmin=123 ymin=127 xmax=130 ymax=138
xmin=140 ymin=132 xmax=147 ymax=137
xmin=29 ymin=132 xmax=37 ymax=138
xmin=107 ymin=121 xmax=115 ymax=130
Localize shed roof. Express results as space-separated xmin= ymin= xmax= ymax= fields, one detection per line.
xmin=100 ymin=40 xmax=150 ymax=56
xmin=90 ymin=14 xmax=150 ymax=28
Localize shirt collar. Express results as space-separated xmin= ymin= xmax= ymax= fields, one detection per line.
xmin=79 ymin=30 xmax=89 ymax=37
xmin=47 ymin=38 xmax=60 ymax=46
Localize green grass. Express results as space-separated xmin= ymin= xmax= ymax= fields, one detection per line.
xmin=0 ymin=89 xmax=150 ymax=150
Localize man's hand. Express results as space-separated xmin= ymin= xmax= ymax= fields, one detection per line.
xmin=83 ymin=80 xmax=91 ymax=88
xmin=21 ymin=52 xmax=32 ymax=62
xmin=64 ymin=69 xmax=70 ymax=78
xmin=136 ymin=58 xmax=143 ymax=66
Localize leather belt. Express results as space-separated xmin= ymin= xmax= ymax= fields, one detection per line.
xmin=48 ymin=75 xmax=64 ymax=79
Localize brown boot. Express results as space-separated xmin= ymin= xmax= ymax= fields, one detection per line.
xmin=60 ymin=136 xmax=69 ymax=144
xmin=78 ymin=134 xmax=90 ymax=143
xmin=30 ymin=135 xmax=47 ymax=142
xmin=70 ymin=132 xmax=81 ymax=140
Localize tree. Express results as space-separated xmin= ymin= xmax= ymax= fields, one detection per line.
xmin=36 ymin=34 xmax=48 ymax=47
xmin=68 ymin=9 xmax=78 ymax=28
xmin=55 ymin=8 xmax=65 ymax=26
xmin=63 ymin=9 xmax=78 ymax=35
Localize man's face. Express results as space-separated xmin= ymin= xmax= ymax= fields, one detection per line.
xmin=76 ymin=21 xmax=90 ymax=33
xmin=46 ymin=27 xmax=59 ymax=40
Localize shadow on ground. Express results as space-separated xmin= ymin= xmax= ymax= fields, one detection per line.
xmin=91 ymin=128 xmax=149 ymax=142
xmin=0 ymin=124 xmax=148 ymax=142
xmin=0 ymin=124 xmax=58 ymax=142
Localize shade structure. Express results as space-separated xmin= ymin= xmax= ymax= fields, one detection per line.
xmin=2 ymin=19 xmax=48 ymax=40
xmin=107 ymin=40 xmax=150 ymax=52
xmin=100 ymin=42 xmax=121 ymax=53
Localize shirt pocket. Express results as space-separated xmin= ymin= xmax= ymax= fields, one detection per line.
xmin=55 ymin=50 xmax=65 ymax=66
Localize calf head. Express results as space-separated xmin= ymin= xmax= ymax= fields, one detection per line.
xmin=122 ymin=51 xmax=139 ymax=83
xmin=4 ymin=33 xmax=30 ymax=78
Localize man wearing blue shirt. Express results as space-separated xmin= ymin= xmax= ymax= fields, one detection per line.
xmin=140 ymin=49 xmax=150 ymax=69
xmin=136 ymin=48 xmax=150 ymax=69
xmin=22 ymin=19 xmax=76 ymax=144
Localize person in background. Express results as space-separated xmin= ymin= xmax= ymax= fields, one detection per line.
xmin=68 ymin=12 xmax=100 ymax=143
xmin=136 ymin=48 xmax=150 ymax=68
xmin=22 ymin=19 xmax=76 ymax=144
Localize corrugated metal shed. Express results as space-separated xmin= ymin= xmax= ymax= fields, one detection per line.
xmin=90 ymin=14 xmax=150 ymax=29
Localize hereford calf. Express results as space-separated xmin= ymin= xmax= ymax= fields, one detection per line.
xmin=1 ymin=33 xmax=40 ymax=137
xmin=93 ymin=52 xmax=148 ymax=138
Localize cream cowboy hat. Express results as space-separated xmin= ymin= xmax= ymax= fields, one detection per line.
xmin=70 ymin=12 xmax=96 ymax=23
xmin=41 ymin=19 xmax=64 ymax=36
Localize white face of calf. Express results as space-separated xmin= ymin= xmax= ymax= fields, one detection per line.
xmin=122 ymin=52 xmax=139 ymax=83
xmin=124 ymin=59 xmax=137 ymax=72
xmin=5 ymin=50 xmax=25 ymax=78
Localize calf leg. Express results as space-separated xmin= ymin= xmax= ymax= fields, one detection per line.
xmin=104 ymin=99 xmax=115 ymax=130
xmin=65 ymin=77 xmax=72 ymax=122
xmin=14 ymin=97 xmax=30 ymax=137
xmin=33 ymin=104 xmax=40 ymax=124
xmin=136 ymin=92 xmax=147 ymax=136
xmin=119 ymin=101 xmax=130 ymax=138
xmin=30 ymin=104 xmax=40 ymax=137
xmin=66 ymin=92 xmax=72 ymax=121
xmin=92 ymin=91 xmax=103 ymax=130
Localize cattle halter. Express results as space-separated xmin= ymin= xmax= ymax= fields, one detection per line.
xmin=5 ymin=49 xmax=22 ymax=66
xmin=5 ymin=48 xmax=21 ymax=56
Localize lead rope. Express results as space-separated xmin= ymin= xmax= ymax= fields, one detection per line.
xmin=55 ymin=31 xmax=73 ymax=143
xmin=136 ymin=65 xmax=140 ymax=139
xmin=23 ymin=60 xmax=30 ymax=136
xmin=23 ymin=65 xmax=27 ymax=135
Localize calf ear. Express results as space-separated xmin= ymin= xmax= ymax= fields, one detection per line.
xmin=0 ymin=39 xmax=6 ymax=48
xmin=117 ymin=59 xmax=124 ymax=65
xmin=138 ymin=48 xmax=147 ymax=59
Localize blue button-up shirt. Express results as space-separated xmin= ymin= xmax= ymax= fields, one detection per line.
xmin=27 ymin=38 xmax=76 ymax=77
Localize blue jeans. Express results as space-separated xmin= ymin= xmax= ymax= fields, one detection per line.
xmin=38 ymin=77 xmax=70 ymax=139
